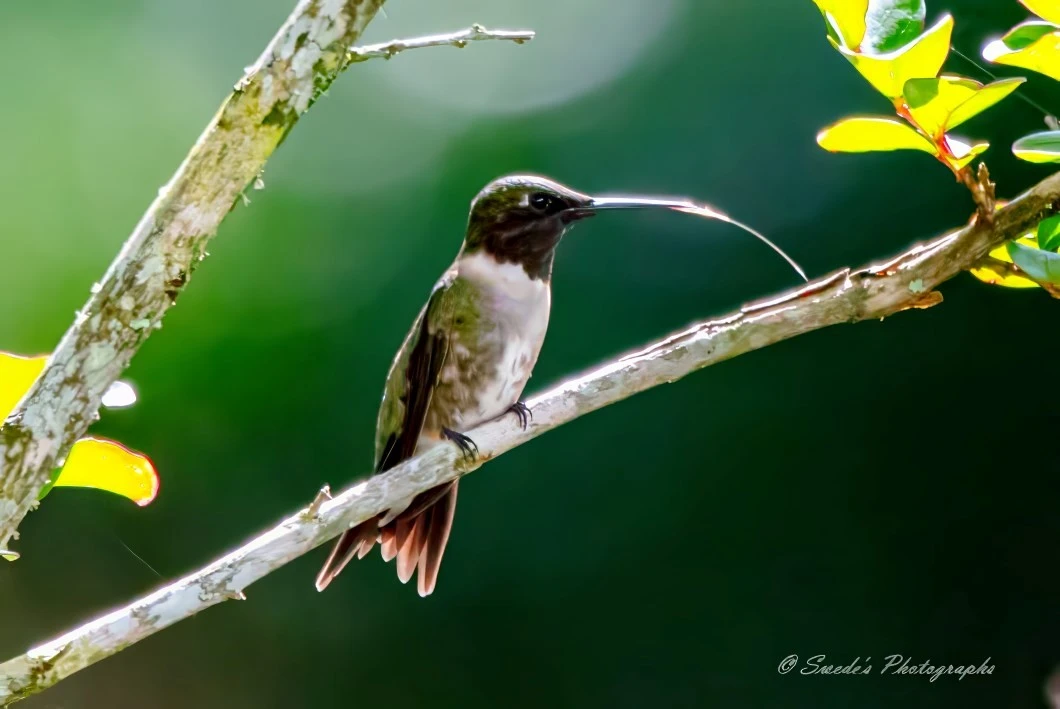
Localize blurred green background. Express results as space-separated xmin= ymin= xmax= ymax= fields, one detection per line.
xmin=1 ymin=0 xmax=1058 ymax=707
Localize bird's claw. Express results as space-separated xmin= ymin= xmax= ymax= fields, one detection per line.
xmin=442 ymin=427 xmax=478 ymax=462
xmin=507 ymin=401 xmax=532 ymax=430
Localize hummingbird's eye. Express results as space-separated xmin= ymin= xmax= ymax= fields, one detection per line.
xmin=528 ymin=192 xmax=553 ymax=212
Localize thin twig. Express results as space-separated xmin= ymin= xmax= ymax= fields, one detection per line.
xmin=3 ymin=170 xmax=1059 ymax=704
xmin=958 ymin=162 xmax=997 ymax=224
xmin=0 ymin=9 xmax=535 ymax=552
xmin=343 ymin=23 xmax=534 ymax=66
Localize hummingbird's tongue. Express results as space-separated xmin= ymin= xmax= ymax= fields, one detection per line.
xmin=590 ymin=196 xmax=808 ymax=283
xmin=673 ymin=202 xmax=808 ymax=283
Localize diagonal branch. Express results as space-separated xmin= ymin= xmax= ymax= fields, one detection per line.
xmin=0 ymin=7 xmax=534 ymax=551
xmin=3 ymin=170 xmax=1059 ymax=704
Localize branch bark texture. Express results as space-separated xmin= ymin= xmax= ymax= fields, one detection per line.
xmin=3 ymin=171 xmax=1059 ymax=704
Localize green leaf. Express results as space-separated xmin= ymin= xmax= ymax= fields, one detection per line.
xmin=1021 ymin=0 xmax=1060 ymax=25
xmin=993 ymin=21 xmax=1056 ymax=51
xmin=36 ymin=468 xmax=62 ymax=502
xmin=835 ymin=15 xmax=953 ymax=98
xmin=1008 ymin=240 xmax=1060 ymax=284
xmin=863 ymin=0 xmax=926 ymax=53
xmin=812 ymin=0 xmax=869 ymax=48
xmin=1038 ymin=214 xmax=1060 ymax=251
xmin=970 ymin=234 xmax=1042 ymax=288
xmin=983 ymin=23 xmax=1060 ymax=81
xmin=903 ymin=76 xmax=1025 ymax=137
xmin=817 ymin=116 xmax=937 ymax=154
xmin=1013 ymin=131 xmax=1060 ymax=163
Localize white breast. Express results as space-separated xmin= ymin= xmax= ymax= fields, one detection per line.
xmin=452 ymin=251 xmax=551 ymax=428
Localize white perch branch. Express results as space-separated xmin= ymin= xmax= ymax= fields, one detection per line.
xmin=2 ymin=170 xmax=1059 ymax=703
xmin=0 ymin=7 xmax=534 ymax=551
xmin=344 ymin=23 xmax=535 ymax=65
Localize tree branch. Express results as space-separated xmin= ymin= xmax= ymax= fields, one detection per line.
xmin=343 ymin=23 xmax=535 ymax=65
xmin=0 ymin=7 xmax=534 ymax=551
xmin=3 ymin=170 xmax=1059 ymax=704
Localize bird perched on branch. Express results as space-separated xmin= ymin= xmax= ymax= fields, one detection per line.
xmin=315 ymin=174 xmax=803 ymax=596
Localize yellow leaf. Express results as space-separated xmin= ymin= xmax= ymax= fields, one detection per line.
xmin=817 ymin=116 xmax=937 ymax=154
xmin=1 ymin=350 xmax=158 ymax=507
xmin=903 ymin=76 xmax=1025 ymax=137
xmin=54 ymin=437 xmax=159 ymax=506
xmin=983 ymin=27 xmax=1060 ymax=82
xmin=903 ymin=76 xmax=979 ymax=137
xmin=1021 ymin=0 xmax=1060 ymax=24
xmin=0 ymin=352 xmax=46 ymax=418
xmin=947 ymin=78 xmax=1025 ymax=130
xmin=834 ymin=15 xmax=954 ymax=98
xmin=969 ymin=234 xmax=1042 ymax=288
xmin=813 ymin=0 xmax=869 ymax=48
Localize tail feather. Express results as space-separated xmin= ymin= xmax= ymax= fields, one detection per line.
xmin=416 ymin=482 xmax=458 ymax=597
xmin=396 ymin=516 xmax=425 ymax=584
xmin=316 ymin=481 xmax=459 ymax=595
xmin=315 ymin=519 xmax=379 ymax=592
xmin=379 ymin=526 xmax=399 ymax=562
xmin=355 ymin=537 xmax=375 ymax=560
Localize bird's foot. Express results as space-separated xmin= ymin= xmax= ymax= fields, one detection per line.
xmin=507 ymin=401 xmax=532 ymax=430
xmin=442 ymin=427 xmax=479 ymax=462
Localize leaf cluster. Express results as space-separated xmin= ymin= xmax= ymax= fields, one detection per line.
xmin=814 ymin=0 xmax=1060 ymax=289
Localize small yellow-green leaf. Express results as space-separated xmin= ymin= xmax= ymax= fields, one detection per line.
xmin=1038 ymin=214 xmax=1060 ymax=251
xmin=1008 ymin=240 xmax=1060 ymax=284
xmin=52 ymin=437 xmax=159 ymax=506
xmin=983 ymin=23 xmax=1060 ymax=81
xmin=0 ymin=352 xmax=46 ymax=418
xmin=904 ymin=76 xmax=980 ymax=136
xmin=969 ymin=234 xmax=1041 ymax=288
xmin=1013 ymin=131 xmax=1060 ymax=163
xmin=817 ymin=116 xmax=937 ymax=154
xmin=813 ymin=0 xmax=869 ymax=48
xmin=942 ymin=136 xmax=990 ymax=170
xmin=835 ymin=14 xmax=953 ymax=98
xmin=946 ymin=78 xmax=1025 ymax=130
xmin=1021 ymin=0 xmax=1060 ymax=24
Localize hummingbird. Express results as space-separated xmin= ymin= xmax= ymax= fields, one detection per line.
xmin=315 ymin=174 xmax=805 ymax=597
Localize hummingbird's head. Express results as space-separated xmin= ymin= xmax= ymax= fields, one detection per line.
xmin=463 ymin=174 xmax=594 ymax=281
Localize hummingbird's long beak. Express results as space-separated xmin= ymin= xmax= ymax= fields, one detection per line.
xmin=561 ymin=195 xmax=697 ymax=223
xmin=588 ymin=196 xmax=698 ymax=211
